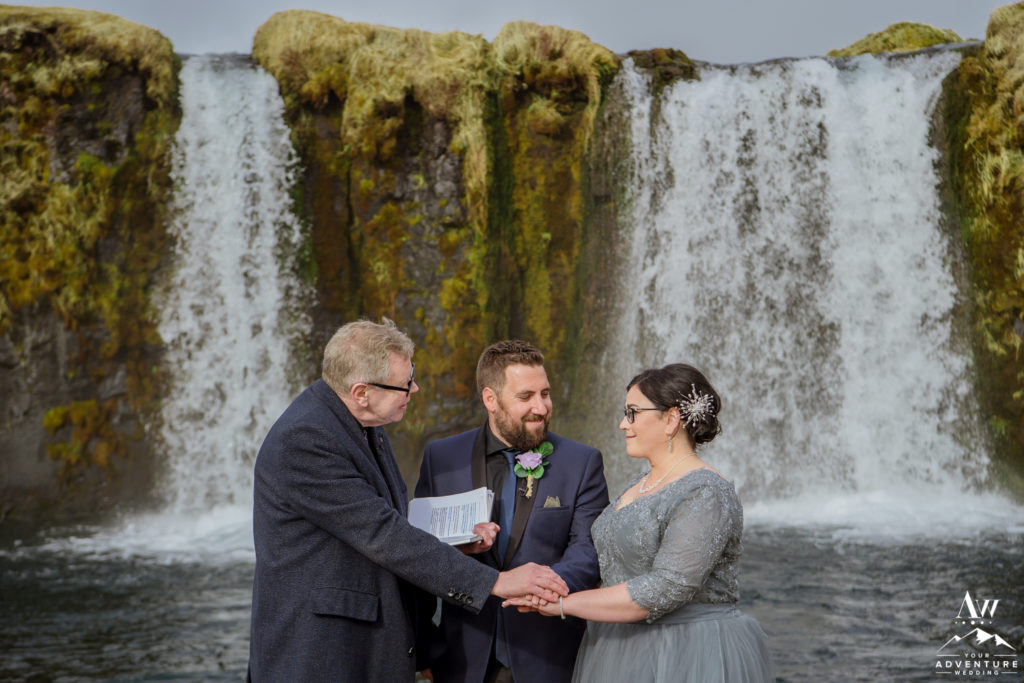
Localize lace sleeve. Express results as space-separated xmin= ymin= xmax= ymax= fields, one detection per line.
xmin=625 ymin=482 xmax=734 ymax=622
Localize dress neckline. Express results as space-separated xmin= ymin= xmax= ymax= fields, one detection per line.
xmin=613 ymin=467 xmax=729 ymax=511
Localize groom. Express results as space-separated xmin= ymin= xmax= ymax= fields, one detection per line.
xmin=415 ymin=340 xmax=609 ymax=683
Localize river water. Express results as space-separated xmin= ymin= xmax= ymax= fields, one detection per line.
xmin=2 ymin=512 xmax=1021 ymax=681
xmin=3 ymin=50 xmax=1023 ymax=682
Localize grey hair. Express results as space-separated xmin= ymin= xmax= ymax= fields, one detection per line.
xmin=322 ymin=318 xmax=415 ymax=393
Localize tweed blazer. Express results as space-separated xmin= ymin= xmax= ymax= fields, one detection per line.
xmin=248 ymin=380 xmax=498 ymax=682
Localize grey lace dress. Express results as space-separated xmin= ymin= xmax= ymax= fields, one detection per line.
xmin=571 ymin=468 xmax=775 ymax=683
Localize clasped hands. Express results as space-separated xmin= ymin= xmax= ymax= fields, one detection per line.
xmin=494 ymin=564 xmax=566 ymax=617
xmin=464 ymin=522 xmax=567 ymax=613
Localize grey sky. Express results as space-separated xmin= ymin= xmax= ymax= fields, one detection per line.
xmin=4 ymin=0 xmax=1011 ymax=63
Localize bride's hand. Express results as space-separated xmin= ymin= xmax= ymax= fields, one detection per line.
xmin=502 ymin=594 xmax=562 ymax=617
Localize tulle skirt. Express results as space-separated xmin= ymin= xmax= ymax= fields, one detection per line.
xmin=571 ymin=603 xmax=775 ymax=683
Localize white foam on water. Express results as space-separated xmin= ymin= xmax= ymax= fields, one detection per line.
xmin=745 ymin=489 xmax=1024 ymax=542
xmin=22 ymin=506 xmax=255 ymax=564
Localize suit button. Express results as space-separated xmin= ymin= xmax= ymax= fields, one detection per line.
xmin=447 ymin=590 xmax=455 ymax=597
xmin=408 ymin=646 xmax=415 ymax=656
xmin=467 ymin=596 xmax=473 ymax=604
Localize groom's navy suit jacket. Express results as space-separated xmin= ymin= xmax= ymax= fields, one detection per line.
xmin=415 ymin=424 xmax=609 ymax=683
xmin=248 ymin=380 xmax=498 ymax=683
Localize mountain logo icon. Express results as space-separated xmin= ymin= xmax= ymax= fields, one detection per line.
xmin=936 ymin=628 xmax=1017 ymax=655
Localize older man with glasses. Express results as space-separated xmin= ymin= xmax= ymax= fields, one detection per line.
xmin=248 ymin=319 xmax=569 ymax=683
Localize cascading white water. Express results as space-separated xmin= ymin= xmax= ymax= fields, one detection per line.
xmin=28 ymin=55 xmax=311 ymax=562
xmin=156 ymin=54 xmax=311 ymax=516
xmin=601 ymin=51 xmax=1021 ymax=532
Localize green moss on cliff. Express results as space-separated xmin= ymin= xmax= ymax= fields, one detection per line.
xmin=253 ymin=13 xmax=618 ymax=462
xmin=253 ymin=12 xmax=500 ymax=443
xmin=627 ymin=48 xmax=697 ymax=95
xmin=491 ymin=22 xmax=617 ymax=371
xmin=0 ymin=7 xmax=180 ymax=477
xmin=829 ymin=22 xmax=963 ymax=57
xmin=943 ymin=3 xmax=1024 ymax=480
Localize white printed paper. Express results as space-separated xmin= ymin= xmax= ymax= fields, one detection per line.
xmin=408 ymin=486 xmax=494 ymax=545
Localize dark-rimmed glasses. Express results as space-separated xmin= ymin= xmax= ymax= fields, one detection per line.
xmin=623 ymin=406 xmax=660 ymax=423
xmin=367 ymin=362 xmax=416 ymax=394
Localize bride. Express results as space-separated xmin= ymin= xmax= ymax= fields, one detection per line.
xmin=504 ymin=363 xmax=774 ymax=682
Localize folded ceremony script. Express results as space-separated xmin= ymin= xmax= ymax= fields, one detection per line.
xmin=408 ymin=486 xmax=494 ymax=545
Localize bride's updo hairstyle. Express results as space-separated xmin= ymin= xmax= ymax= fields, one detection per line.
xmin=627 ymin=363 xmax=722 ymax=445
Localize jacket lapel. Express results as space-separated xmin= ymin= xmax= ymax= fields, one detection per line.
xmin=312 ymin=380 xmax=400 ymax=511
xmin=471 ymin=426 xmax=487 ymax=491
xmin=368 ymin=426 xmax=406 ymax=514
xmin=468 ymin=426 xmax=503 ymax=566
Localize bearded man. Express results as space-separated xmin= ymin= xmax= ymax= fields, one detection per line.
xmin=415 ymin=340 xmax=609 ymax=683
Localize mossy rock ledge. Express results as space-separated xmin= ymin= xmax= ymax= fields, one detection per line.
xmin=0 ymin=7 xmax=181 ymax=521
xmin=828 ymin=22 xmax=964 ymax=57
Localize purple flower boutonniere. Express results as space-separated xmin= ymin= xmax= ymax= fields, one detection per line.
xmin=514 ymin=441 xmax=553 ymax=499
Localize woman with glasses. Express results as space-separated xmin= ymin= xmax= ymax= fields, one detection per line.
xmin=503 ymin=363 xmax=774 ymax=682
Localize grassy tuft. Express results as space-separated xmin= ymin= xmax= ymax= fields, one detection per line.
xmin=829 ymin=21 xmax=963 ymax=57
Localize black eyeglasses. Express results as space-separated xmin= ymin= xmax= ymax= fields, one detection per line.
xmin=367 ymin=362 xmax=416 ymax=394
xmin=623 ymin=406 xmax=660 ymax=423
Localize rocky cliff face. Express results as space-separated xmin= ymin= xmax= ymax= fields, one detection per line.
xmin=0 ymin=7 xmax=180 ymax=520
xmin=252 ymin=13 xmax=621 ymax=475
xmin=941 ymin=4 xmax=1024 ymax=488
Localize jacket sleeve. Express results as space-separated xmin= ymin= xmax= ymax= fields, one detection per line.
xmin=549 ymin=447 xmax=609 ymax=592
xmin=273 ymin=420 xmax=497 ymax=612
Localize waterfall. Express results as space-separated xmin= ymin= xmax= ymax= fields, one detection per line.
xmin=142 ymin=54 xmax=307 ymax=528
xmin=155 ymin=54 xmax=310 ymax=515
xmin=598 ymin=50 xmax=1015 ymax=531
xmin=26 ymin=55 xmax=310 ymax=562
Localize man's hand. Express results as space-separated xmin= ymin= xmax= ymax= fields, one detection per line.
xmin=491 ymin=562 xmax=568 ymax=602
xmin=458 ymin=522 xmax=498 ymax=555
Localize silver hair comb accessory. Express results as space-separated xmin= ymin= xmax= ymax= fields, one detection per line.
xmin=678 ymin=384 xmax=714 ymax=427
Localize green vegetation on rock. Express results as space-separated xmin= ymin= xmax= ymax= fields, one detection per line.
xmin=253 ymin=11 xmax=618 ymax=465
xmin=943 ymin=2 xmax=1024 ymax=484
xmin=0 ymin=7 xmax=180 ymax=481
xmin=829 ymin=22 xmax=963 ymax=57
xmin=626 ymin=48 xmax=697 ymax=95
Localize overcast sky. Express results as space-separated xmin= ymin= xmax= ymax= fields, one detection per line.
xmin=5 ymin=0 xmax=1012 ymax=63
